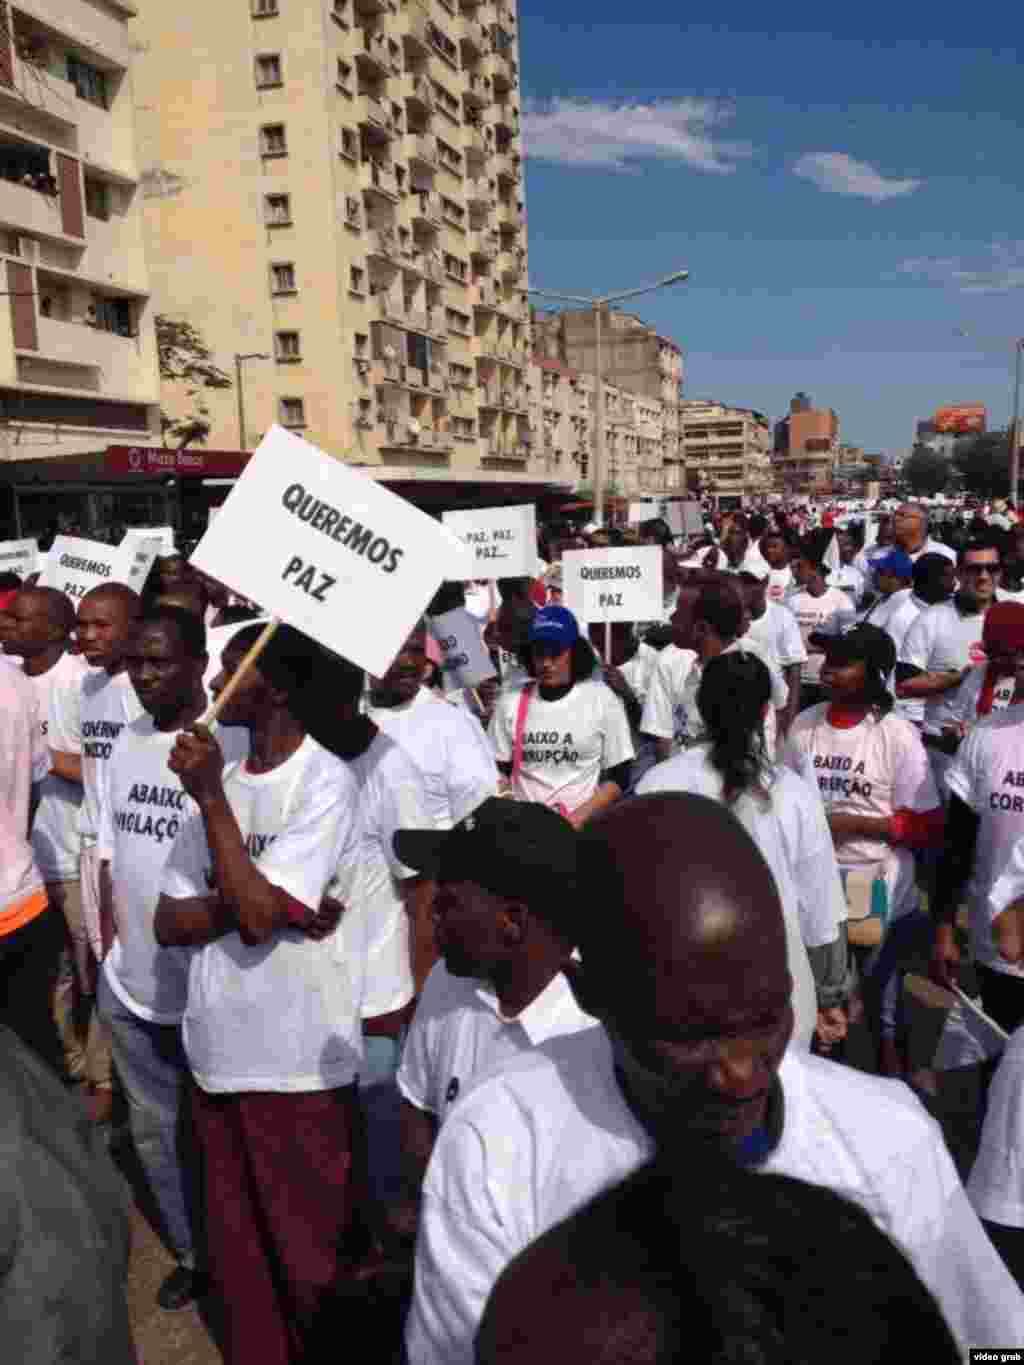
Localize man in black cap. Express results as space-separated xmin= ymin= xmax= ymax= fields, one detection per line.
xmin=393 ymin=798 xmax=595 ymax=1200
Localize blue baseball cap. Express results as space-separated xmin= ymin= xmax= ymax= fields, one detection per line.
xmin=529 ymin=605 xmax=580 ymax=652
xmin=872 ymin=549 xmax=914 ymax=580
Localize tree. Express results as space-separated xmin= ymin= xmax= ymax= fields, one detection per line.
xmin=903 ymin=444 xmax=951 ymax=496
xmin=155 ymin=315 xmax=232 ymax=449
xmin=954 ymin=430 xmax=1011 ymax=499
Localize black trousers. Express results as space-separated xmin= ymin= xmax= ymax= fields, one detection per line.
xmin=0 ymin=905 xmax=66 ymax=1076
xmin=977 ymin=964 xmax=1024 ymax=1035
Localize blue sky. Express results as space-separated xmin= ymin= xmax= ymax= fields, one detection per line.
xmin=518 ymin=1 xmax=1024 ymax=457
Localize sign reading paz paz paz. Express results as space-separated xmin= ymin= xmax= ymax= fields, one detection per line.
xmin=442 ymin=504 xmax=537 ymax=579
xmin=40 ymin=534 xmax=162 ymax=601
xmin=562 ymin=546 xmax=664 ymax=625
xmin=187 ymin=425 xmax=452 ymax=679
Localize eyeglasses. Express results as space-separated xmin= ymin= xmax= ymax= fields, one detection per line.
xmin=960 ymin=563 xmax=1001 ymax=577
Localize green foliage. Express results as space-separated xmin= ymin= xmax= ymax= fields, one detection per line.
xmin=903 ymin=445 xmax=951 ymax=495
xmin=953 ymin=430 xmax=1014 ymax=499
xmin=156 ymin=315 xmax=231 ymax=449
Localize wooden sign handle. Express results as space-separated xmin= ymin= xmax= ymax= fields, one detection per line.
xmin=201 ymin=618 xmax=281 ymax=727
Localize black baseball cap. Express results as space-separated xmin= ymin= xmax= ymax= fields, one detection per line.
xmin=812 ymin=622 xmax=896 ymax=676
xmin=393 ymin=797 xmax=578 ymax=905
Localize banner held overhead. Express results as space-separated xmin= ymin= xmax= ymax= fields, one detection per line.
xmin=562 ymin=546 xmax=664 ymax=625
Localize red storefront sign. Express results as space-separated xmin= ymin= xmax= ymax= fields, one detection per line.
xmin=105 ymin=447 xmax=252 ymax=478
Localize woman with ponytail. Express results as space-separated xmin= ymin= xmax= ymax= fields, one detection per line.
xmin=781 ymin=623 xmax=944 ymax=1080
xmin=637 ymin=651 xmax=849 ymax=1053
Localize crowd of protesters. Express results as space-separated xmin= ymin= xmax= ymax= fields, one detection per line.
xmin=3 ymin=497 xmax=1024 ymax=1362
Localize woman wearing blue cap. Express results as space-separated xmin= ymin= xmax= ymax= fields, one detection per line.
xmin=489 ymin=606 xmax=634 ymax=828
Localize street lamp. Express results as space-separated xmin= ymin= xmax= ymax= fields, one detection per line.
xmin=954 ymin=328 xmax=1024 ymax=502
xmin=234 ymin=351 xmax=271 ymax=451
xmin=528 ymin=269 xmax=690 ymax=525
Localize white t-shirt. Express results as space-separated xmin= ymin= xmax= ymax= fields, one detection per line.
xmin=637 ymin=748 xmax=846 ymax=1048
xmin=744 ymin=601 xmax=807 ymax=670
xmin=406 ymin=1035 xmax=1024 ymax=1365
xmin=900 ymin=600 xmax=988 ymax=736
xmin=98 ymin=717 xmax=241 ymax=1025
xmin=160 ymin=738 xmax=364 ymax=1092
xmin=0 ymin=665 xmax=48 ymax=919
xmin=907 ymin=537 xmax=956 ymax=565
xmin=79 ymin=670 xmax=144 ymax=844
xmin=946 ymin=706 xmax=1024 ymax=978
xmin=369 ymin=687 xmax=497 ymax=830
xmin=968 ymin=1022 xmax=1024 ymax=1229
xmin=490 ymin=679 xmax=634 ymax=812
xmin=765 ymin=565 xmax=794 ymax=603
xmin=640 ymin=644 xmax=699 ymax=746
xmin=782 ymin=705 xmax=938 ymax=919
xmin=946 ymin=663 xmax=1018 ymax=735
xmin=397 ymin=962 xmax=595 ymax=1122
xmin=24 ymin=651 xmax=87 ymax=881
xmin=830 ymin=563 xmax=866 ymax=606
xmin=330 ymin=730 xmax=429 ymax=1019
xmin=788 ymin=587 xmax=853 ymax=684
xmin=616 ymin=641 xmax=658 ymax=708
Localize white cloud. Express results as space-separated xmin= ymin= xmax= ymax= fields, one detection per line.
xmin=792 ymin=152 xmax=921 ymax=201
xmin=898 ymin=241 xmax=1024 ymax=294
xmin=522 ymin=97 xmax=752 ymax=174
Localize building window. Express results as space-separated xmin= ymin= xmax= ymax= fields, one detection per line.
xmin=84 ymin=178 xmax=110 ymax=221
xmin=270 ymin=262 xmax=296 ymax=294
xmin=260 ymin=123 xmax=288 ymax=157
xmin=252 ymin=0 xmax=279 ymax=13
xmin=67 ymin=55 xmax=108 ymax=109
xmin=255 ymin=53 xmax=283 ymax=88
xmin=331 ymin=0 xmax=352 ymax=23
xmin=280 ymin=397 xmax=306 ymax=428
xmin=339 ymin=127 xmax=358 ymax=160
xmin=349 ymin=266 xmax=365 ymax=295
xmin=95 ymin=298 xmax=133 ymax=337
xmin=354 ymin=332 xmax=368 ymax=357
xmin=264 ymin=193 xmax=292 ymax=225
xmin=275 ymin=330 xmax=301 ymax=361
xmin=336 ymin=59 xmax=352 ymax=92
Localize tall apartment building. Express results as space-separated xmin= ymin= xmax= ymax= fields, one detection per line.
xmin=527 ymin=357 xmax=686 ymax=497
xmin=773 ymin=391 xmax=838 ymax=493
xmin=0 ymin=0 xmax=159 ymax=460
xmin=679 ymin=400 xmax=772 ymax=499
xmin=130 ymin=0 xmax=530 ymax=476
xmin=532 ymin=306 xmax=685 ymax=485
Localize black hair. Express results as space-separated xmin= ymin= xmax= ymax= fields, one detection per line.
xmin=498 ymin=596 xmax=538 ymax=659
xmin=639 ymin=518 xmax=673 ymax=547
xmin=958 ymin=535 xmax=1003 ymax=567
xmin=527 ymin=636 xmax=598 ymax=685
xmin=215 ymin=604 xmax=262 ymax=626
xmin=428 ymin=581 xmax=467 ymax=615
xmin=498 ymin=577 xmax=534 ymax=602
xmin=694 ymin=582 xmax=744 ymax=642
xmin=912 ymin=552 xmax=952 ymax=594
xmin=138 ymin=605 xmax=207 ymax=660
xmin=477 ymin=1156 xmax=959 ymax=1365
xmin=642 ymin=624 xmax=674 ymax=651
xmin=224 ymin=622 xmax=318 ymax=699
xmin=797 ymin=530 xmax=832 ymax=571
xmin=697 ymin=653 xmax=771 ymax=807
xmin=0 ymin=571 xmax=21 ymax=590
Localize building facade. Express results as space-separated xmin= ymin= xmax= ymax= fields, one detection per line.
xmin=773 ymin=391 xmax=838 ymax=493
xmin=0 ymin=0 xmax=159 ymax=460
xmin=678 ymin=399 xmax=772 ymax=498
xmin=131 ymin=0 xmax=531 ymax=476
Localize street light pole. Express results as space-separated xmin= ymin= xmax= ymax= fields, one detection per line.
xmin=234 ymin=351 xmax=270 ymax=451
xmin=1011 ymin=340 xmax=1023 ymax=505
xmin=528 ymin=269 xmax=689 ymax=526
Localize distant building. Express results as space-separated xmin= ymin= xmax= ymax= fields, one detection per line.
xmin=679 ymin=399 xmax=772 ymax=498
xmin=773 ymin=392 xmax=838 ymax=493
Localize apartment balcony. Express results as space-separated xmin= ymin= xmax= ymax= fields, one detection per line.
xmin=497 ymin=250 xmax=525 ymax=284
xmin=357 ymin=93 xmax=399 ymax=137
xmin=477 ymin=381 xmax=527 ymax=412
xmin=410 ymin=188 xmax=442 ymax=226
xmin=403 ymin=72 xmax=435 ymax=114
xmin=355 ymin=0 xmax=395 ymax=13
xmin=486 ymin=48 xmax=517 ymax=93
xmin=494 ymin=198 xmax=523 ymax=230
xmin=28 ymin=316 xmax=153 ymax=399
xmin=468 ymin=230 xmax=498 ymax=262
xmin=466 ymin=176 xmax=495 ymax=211
xmin=360 ymin=159 xmax=401 ymax=201
xmin=491 ymin=150 xmax=519 ymax=185
xmin=483 ymin=434 xmax=530 ymax=462
xmin=0 ymin=174 xmax=81 ymax=244
xmin=463 ymin=70 xmax=492 ymax=110
xmin=367 ymin=227 xmax=402 ymax=264
xmin=355 ymin=27 xmax=394 ymax=80
xmin=373 ymin=291 xmax=407 ymax=324
xmin=469 ymin=279 xmax=497 ymax=313
xmin=376 ymin=357 xmax=426 ymax=389
xmin=405 ymin=133 xmax=438 ymax=168
xmin=460 ymin=16 xmax=488 ymax=58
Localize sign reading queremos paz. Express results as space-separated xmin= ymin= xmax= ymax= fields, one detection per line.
xmin=40 ymin=534 xmax=162 ymax=601
xmin=187 ymin=425 xmax=452 ymax=677
xmin=562 ymin=546 xmax=664 ymax=624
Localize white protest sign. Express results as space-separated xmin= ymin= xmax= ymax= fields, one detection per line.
xmin=439 ymin=521 xmax=475 ymax=581
xmin=123 ymin=526 xmax=175 ymax=554
xmin=562 ymin=546 xmax=664 ymax=624
xmin=628 ymin=500 xmax=659 ymax=525
xmin=0 ymin=537 xmax=39 ymax=579
xmin=40 ymin=534 xmax=161 ymax=602
xmin=187 ymin=425 xmax=451 ymax=678
xmin=442 ymin=503 xmax=537 ymax=578
xmin=427 ymin=607 xmax=496 ymax=691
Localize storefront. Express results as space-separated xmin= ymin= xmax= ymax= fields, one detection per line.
xmin=0 ymin=445 xmax=577 ymax=548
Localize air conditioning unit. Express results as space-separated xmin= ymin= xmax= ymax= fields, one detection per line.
xmin=18 ymin=237 xmax=38 ymax=263
xmin=354 ymin=358 xmax=371 ymax=374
